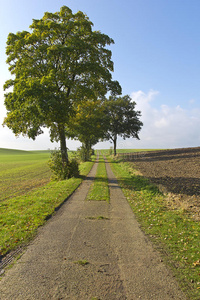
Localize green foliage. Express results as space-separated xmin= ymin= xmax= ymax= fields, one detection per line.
xmin=67 ymin=158 xmax=80 ymax=178
xmin=3 ymin=6 xmax=121 ymax=165
xmin=77 ymin=145 xmax=94 ymax=162
xmin=48 ymin=149 xmax=79 ymax=180
xmin=109 ymin=147 xmax=113 ymax=155
xmin=68 ymin=99 xmax=109 ymax=152
xmin=104 ymin=95 xmax=143 ymax=155
xmin=77 ymin=146 xmax=89 ymax=162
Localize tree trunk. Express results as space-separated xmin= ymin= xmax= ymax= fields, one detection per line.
xmin=58 ymin=124 xmax=68 ymax=165
xmin=113 ymin=135 xmax=117 ymax=156
xmin=83 ymin=141 xmax=91 ymax=161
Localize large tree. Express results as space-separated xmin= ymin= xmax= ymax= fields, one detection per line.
xmin=104 ymin=95 xmax=143 ymax=155
xmin=3 ymin=6 xmax=121 ymax=165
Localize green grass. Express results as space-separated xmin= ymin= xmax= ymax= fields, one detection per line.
xmin=73 ymin=259 xmax=89 ymax=266
xmin=0 ymin=148 xmax=31 ymax=155
xmin=86 ymin=155 xmax=109 ymax=203
xmin=0 ymin=149 xmax=77 ymax=201
xmin=0 ymin=151 xmax=95 ymax=257
xmin=109 ymin=157 xmax=200 ymax=300
xmin=0 ymin=150 xmax=51 ymax=202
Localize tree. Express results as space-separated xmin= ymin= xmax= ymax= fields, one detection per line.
xmin=3 ymin=6 xmax=121 ymax=167
xmin=104 ymin=95 xmax=143 ymax=156
xmin=68 ymin=98 xmax=108 ymax=160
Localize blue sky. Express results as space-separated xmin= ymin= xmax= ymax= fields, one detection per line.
xmin=0 ymin=0 xmax=200 ymax=150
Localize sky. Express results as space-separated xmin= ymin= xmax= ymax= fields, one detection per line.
xmin=0 ymin=0 xmax=200 ymax=150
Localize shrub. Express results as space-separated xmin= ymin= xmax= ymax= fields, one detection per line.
xmin=77 ymin=146 xmax=94 ymax=162
xmin=48 ymin=150 xmax=79 ymax=180
xmin=109 ymin=147 xmax=113 ymax=155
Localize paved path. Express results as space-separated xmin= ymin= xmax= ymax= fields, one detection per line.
xmin=0 ymin=158 xmax=187 ymax=299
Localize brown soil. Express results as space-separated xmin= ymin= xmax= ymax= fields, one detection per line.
xmin=123 ymin=147 xmax=200 ymax=221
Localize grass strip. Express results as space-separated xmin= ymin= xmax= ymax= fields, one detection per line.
xmin=109 ymin=158 xmax=200 ymax=300
xmin=0 ymin=159 xmax=95 ymax=257
xmin=86 ymin=155 xmax=109 ymax=203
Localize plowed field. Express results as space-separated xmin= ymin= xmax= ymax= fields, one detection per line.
xmin=124 ymin=147 xmax=200 ymax=220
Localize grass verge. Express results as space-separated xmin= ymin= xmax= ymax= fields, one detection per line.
xmin=0 ymin=158 xmax=95 ymax=257
xmin=86 ymin=155 xmax=109 ymax=203
xmin=109 ymin=158 xmax=200 ymax=300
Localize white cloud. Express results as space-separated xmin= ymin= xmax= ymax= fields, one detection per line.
xmin=128 ymin=90 xmax=200 ymax=149
xmin=131 ymin=89 xmax=159 ymax=105
xmin=154 ymin=117 xmax=168 ymax=128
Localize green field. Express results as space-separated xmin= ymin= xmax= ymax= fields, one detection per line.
xmin=0 ymin=149 xmax=52 ymax=202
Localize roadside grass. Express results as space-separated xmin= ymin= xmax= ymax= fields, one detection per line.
xmin=109 ymin=158 xmax=200 ymax=300
xmin=0 ymin=157 xmax=95 ymax=257
xmin=86 ymin=155 xmax=109 ymax=203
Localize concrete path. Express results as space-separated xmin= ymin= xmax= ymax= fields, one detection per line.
xmin=0 ymin=158 xmax=187 ymax=299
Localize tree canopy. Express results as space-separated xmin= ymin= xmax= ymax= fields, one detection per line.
xmin=68 ymin=98 xmax=107 ymax=160
xmin=3 ymin=6 xmax=121 ymax=166
xmin=104 ymin=95 xmax=143 ymax=155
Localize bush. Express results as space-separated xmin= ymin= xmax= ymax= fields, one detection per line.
xmin=77 ymin=146 xmax=93 ymax=162
xmin=109 ymin=147 xmax=113 ymax=155
xmin=48 ymin=150 xmax=79 ymax=180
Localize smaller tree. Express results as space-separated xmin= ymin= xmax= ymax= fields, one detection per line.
xmin=68 ymin=98 xmax=107 ymax=161
xmin=104 ymin=95 xmax=143 ymax=155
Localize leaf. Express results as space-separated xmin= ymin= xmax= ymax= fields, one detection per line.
xmin=193 ymin=260 xmax=200 ymax=267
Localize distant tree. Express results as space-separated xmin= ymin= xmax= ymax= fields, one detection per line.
xmin=68 ymin=98 xmax=107 ymax=160
xmin=104 ymin=95 xmax=143 ymax=155
xmin=3 ymin=6 xmax=121 ymax=168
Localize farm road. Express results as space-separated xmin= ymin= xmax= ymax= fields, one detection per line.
xmin=0 ymin=157 xmax=187 ymax=299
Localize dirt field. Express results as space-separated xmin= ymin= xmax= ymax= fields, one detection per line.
xmin=124 ymin=147 xmax=200 ymax=221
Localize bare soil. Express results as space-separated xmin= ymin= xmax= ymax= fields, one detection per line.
xmin=124 ymin=147 xmax=200 ymax=220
